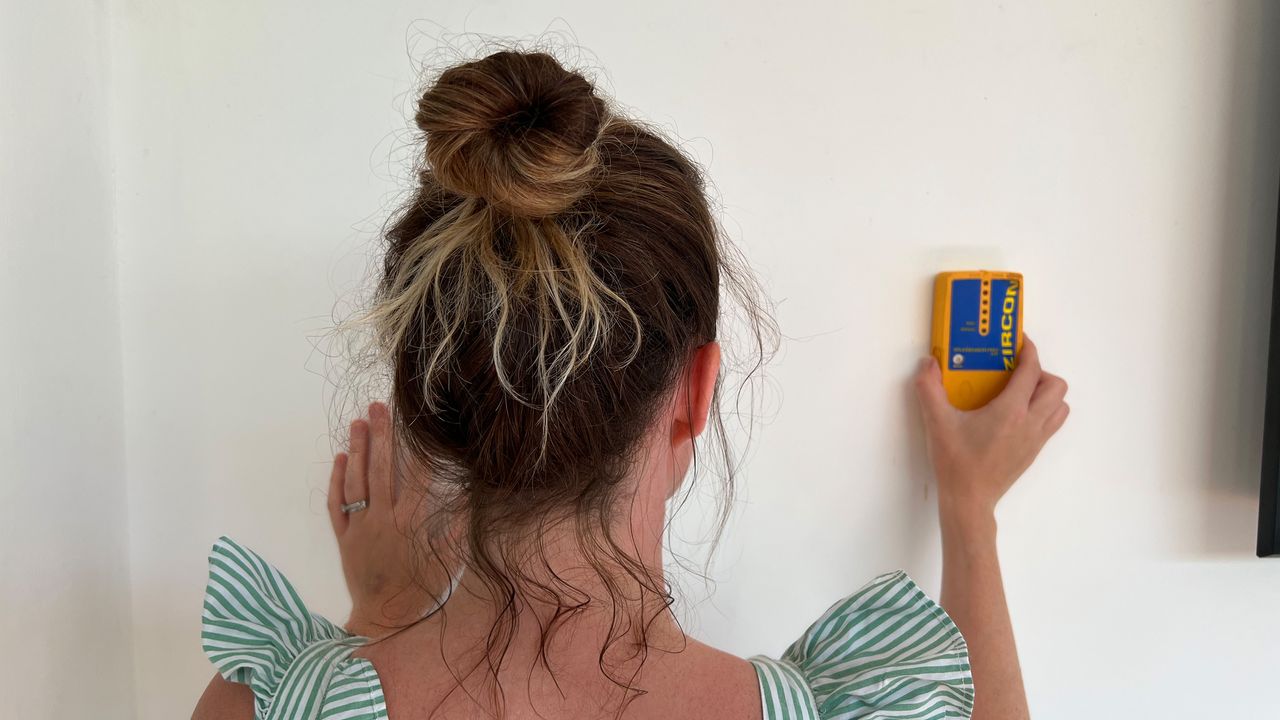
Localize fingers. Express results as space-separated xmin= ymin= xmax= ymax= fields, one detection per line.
xmin=345 ymin=417 xmax=369 ymax=513
xmin=336 ymin=402 xmax=393 ymax=531
xmin=368 ymin=401 xmax=393 ymax=510
xmin=1044 ymin=401 xmax=1070 ymax=436
xmin=1030 ymin=371 xmax=1069 ymax=421
xmin=328 ymin=452 xmax=349 ymax=537
xmin=997 ymin=334 xmax=1041 ymax=407
xmin=913 ymin=355 xmax=951 ymax=423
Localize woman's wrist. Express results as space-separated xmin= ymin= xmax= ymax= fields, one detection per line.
xmin=938 ymin=491 xmax=998 ymax=545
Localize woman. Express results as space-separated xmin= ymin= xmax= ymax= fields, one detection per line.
xmin=193 ymin=48 xmax=1068 ymax=720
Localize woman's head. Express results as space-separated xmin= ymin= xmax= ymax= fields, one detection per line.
xmin=341 ymin=45 xmax=773 ymax=708
xmin=380 ymin=49 xmax=724 ymax=506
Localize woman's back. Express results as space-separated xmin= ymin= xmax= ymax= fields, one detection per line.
xmin=198 ymin=534 xmax=972 ymax=720
xmin=360 ymin=620 xmax=761 ymax=720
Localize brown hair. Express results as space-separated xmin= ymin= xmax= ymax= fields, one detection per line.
xmin=338 ymin=45 xmax=775 ymax=717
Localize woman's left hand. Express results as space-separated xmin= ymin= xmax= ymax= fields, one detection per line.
xmin=328 ymin=401 xmax=437 ymax=638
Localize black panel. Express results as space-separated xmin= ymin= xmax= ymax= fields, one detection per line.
xmin=1259 ymin=172 xmax=1280 ymax=557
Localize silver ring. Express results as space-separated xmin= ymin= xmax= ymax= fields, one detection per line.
xmin=341 ymin=499 xmax=368 ymax=514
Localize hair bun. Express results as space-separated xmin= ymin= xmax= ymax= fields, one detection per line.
xmin=415 ymin=51 xmax=608 ymax=218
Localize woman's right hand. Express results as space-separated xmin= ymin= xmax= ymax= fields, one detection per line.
xmin=912 ymin=336 xmax=1069 ymax=518
xmin=914 ymin=336 xmax=1066 ymax=720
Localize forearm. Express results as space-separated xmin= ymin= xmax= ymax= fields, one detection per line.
xmin=938 ymin=502 xmax=1029 ymax=720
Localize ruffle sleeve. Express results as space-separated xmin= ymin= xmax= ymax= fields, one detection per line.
xmin=749 ymin=571 xmax=974 ymax=720
xmin=200 ymin=535 xmax=386 ymax=720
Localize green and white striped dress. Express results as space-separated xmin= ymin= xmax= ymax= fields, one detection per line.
xmin=202 ymin=536 xmax=974 ymax=720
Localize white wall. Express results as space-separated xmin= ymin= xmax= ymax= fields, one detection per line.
xmin=0 ymin=0 xmax=137 ymax=717
xmin=18 ymin=1 xmax=1280 ymax=718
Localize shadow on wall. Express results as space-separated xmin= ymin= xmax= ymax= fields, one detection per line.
xmin=1203 ymin=1 xmax=1280 ymax=555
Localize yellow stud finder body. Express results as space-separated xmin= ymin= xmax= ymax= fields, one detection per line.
xmin=930 ymin=270 xmax=1024 ymax=410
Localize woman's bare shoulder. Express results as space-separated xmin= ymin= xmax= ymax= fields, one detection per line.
xmin=631 ymin=638 xmax=762 ymax=720
xmin=190 ymin=673 xmax=253 ymax=720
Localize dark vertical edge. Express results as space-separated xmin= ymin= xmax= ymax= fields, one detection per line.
xmin=1258 ymin=167 xmax=1280 ymax=557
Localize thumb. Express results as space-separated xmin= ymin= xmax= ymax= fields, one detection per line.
xmin=913 ymin=355 xmax=951 ymax=421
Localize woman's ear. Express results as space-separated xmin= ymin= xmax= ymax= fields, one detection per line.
xmin=673 ymin=341 xmax=721 ymax=442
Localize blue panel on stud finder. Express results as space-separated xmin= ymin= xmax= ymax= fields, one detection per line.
xmin=947 ymin=278 xmax=1020 ymax=371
